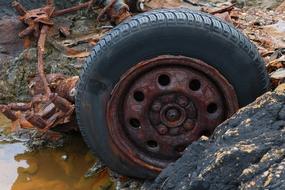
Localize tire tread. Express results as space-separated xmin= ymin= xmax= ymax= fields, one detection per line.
xmin=75 ymin=8 xmax=269 ymax=178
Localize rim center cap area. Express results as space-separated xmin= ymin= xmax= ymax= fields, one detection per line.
xmin=165 ymin=108 xmax=181 ymax=121
xmin=161 ymin=104 xmax=186 ymax=128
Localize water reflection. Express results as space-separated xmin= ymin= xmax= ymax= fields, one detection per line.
xmin=0 ymin=114 xmax=113 ymax=190
xmin=0 ymin=143 xmax=28 ymax=190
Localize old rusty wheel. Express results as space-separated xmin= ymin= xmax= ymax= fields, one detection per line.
xmin=107 ymin=55 xmax=239 ymax=171
xmin=76 ymin=9 xmax=269 ymax=178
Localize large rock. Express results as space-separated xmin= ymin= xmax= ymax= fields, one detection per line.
xmin=150 ymin=85 xmax=285 ymax=190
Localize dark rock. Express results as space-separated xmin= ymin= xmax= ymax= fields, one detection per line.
xmin=0 ymin=16 xmax=24 ymax=62
xmin=151 ymin=87 xmax=285 ymax=190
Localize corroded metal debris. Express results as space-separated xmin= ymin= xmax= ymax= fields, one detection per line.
xmin=0 ymin=0 xmax=137 ymax=131
xmin=106 ymin=55 xmax=239 ymax=171
xmin=0 ymin=74 xmax=78 ymax=131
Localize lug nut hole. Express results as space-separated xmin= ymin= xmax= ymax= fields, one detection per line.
xmin=189 ymin=79 xmax=201 ymax=91
xmin=129 ymin=118 xmax=141 ymax=128
xmin=207 ymin=103 xmax=218 ymax=114
xmin=158 ymin=74 xmax=171 ymax=86
xmin=133 ymin=91 xmax=145 ymax=102
xmin=147 ymin=140 xmax=159 ymax=149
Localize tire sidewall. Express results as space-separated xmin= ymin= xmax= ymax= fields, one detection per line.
xmin=76 ymin=9 xmax=269 ymax=178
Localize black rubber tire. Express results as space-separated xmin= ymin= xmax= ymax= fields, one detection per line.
xmin=75 ymin=8 xmax=270 ymax=179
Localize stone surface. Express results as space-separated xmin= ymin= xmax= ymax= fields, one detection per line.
xmin=151 ymin=86 xmax=285 ymax=190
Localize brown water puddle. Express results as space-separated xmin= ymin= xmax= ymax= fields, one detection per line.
xmin=0 ymin=114 xmax=114 ymax=190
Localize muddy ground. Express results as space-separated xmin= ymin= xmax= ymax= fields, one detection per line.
xmin=0 ymin=0 xmax=285 ymax=190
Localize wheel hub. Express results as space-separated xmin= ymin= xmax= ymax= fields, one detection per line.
xmin=161 ymin=104 xmax=185 ymax=126
xmin=107 ymin=55 xmax=239 ymax=172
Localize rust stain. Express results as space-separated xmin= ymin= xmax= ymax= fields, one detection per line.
xmin=1 ymin=0 xmax=133 ymax=132
xmin=106 ymin=55 xmax=239 ymax=172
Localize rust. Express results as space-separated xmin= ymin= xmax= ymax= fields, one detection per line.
xmin=55 ymin=76 xmax=79 ymax=102
xmin=29 ymin=74 xmax=66 ymax=96
xmin=37 ymin=25 xmax=51 ymax=96
xmin=16 ymin=5 xmax=55 ymax=38
xmin=26 ymin=113 xmax=48 ymax=129
xmin=106 ymin=55 xmax=239 ymax=172
xmin=18 ymin=117 xmax=34 ymax=129
xmin=49 ymin=93 xmax=74 ymax=113
xmin=18 ymin=25 xmax=35 ymax=38
xmin=1 ymin=0 xmax=133 ymax=132
xmin=0 ymin=105 xmax=18 ymax=121
xmin=12 ymin=1 xmax=27 ymax=16
xmin=9 ymin=103 xmax=32 ymax=111
xmin=3 ymin=0 xmax=238 ymax=134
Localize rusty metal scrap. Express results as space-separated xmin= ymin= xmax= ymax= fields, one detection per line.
xmin=0 ymin=74 xmax=78 ymax=131
xmin=13 ymin=0 xmax=133 ymax=39
xmin=106 ymin=55 xmax=239 ymax=171
xmin=0 ymin=0 xmax=137 ymax=131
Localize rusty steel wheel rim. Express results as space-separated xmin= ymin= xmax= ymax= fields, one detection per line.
xmin=107 ymin=55 xmax=239 ymax=171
